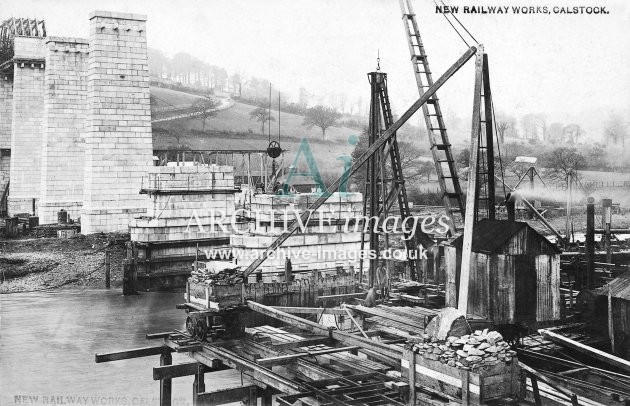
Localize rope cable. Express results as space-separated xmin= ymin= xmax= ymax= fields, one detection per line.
xmin=440 ymin=0 xmax=480 ymax=44
xmin=433 ymin=2 xmax=470 ymax=48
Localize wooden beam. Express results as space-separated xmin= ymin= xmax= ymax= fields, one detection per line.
xmin=539 ymin=329 xmax=630 ymax=374
xmin=95 ymin=346 xmax=170 ymax=363
xmin=343 ymin=306 xmax=368 ymax=338
xmin=247 ymin=301 xmax=403 ymax=360
xmin=146 ymin=332 xmax=176 ymax=339
xmin=458 ymin=47 xmax=485 ymax=316
xmin=346 ymin=305 xmax=423 ymax=330
xmin=188 ymin=343 xmax=303 ymax=396
xmin=316 ymin=292 xmax=366 ymax=301
xmin=195 ymin=385 xmax=260 ymax=406
xmin=160 ymin=352 xmax=172 ymax=406
xmin=271 ymin=306 xmax=349 ymax=315
xmin=270 ymin=337 xmax=331 ymax=351
xmin=257 ymin=346 xmax=359 ymax=367
xmin=153 ymin=361 xmax=227 ymax=380
xmin=519 ymin=361 xmax=578 ymax=403
xmin=481 ymin=53 xmax=496 ymax=220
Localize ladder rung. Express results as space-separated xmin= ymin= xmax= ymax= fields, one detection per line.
xmin=426 ymin=99 xmax=438 ymax=104
xmin=436 ymin=159 xmax=454 ymax=163
xmin=432 ymin=144 xmax=451 ymax=150
xmin=445 ymin=192 xmax=462 ymax=198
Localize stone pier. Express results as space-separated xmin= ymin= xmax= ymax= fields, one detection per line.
xmin=8 ymin=37 xmax=45 ymax=215
xmin=0 ymin=76 xmax=12 ymax=200
xmin=81 ymin=11 xmax=153 ymax=233
xmin=38 ymin=37 xmax=89 ymax=223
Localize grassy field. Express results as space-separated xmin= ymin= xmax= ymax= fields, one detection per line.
xmin=151 ymin=87 xmax=204 ymax=107
xmin=151 ymin=87 xmax=362 ymax=179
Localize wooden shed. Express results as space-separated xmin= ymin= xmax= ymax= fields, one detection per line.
xmin=594 ymin=271 xmax=630 ymax=358
xmin=444 ymin=219 xmax=562 ymax=326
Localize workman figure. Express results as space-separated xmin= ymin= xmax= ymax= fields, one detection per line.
xmin=376 ymin=261 xmax=389 ymax=301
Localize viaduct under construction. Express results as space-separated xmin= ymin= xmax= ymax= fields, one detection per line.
xmin=1 ymin=2 xmax=630 ymax=406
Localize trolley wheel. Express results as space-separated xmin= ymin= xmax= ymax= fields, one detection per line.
xmin=196 ymin=319 xmax=208 ymax=341
xmin=186 ymin=316 xmax=196 ymax=337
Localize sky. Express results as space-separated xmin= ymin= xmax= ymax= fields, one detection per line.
xmin=3 ymin=0 xmax=629 ymax=141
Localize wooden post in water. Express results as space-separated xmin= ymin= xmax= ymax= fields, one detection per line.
xmin=160 ymin=351 xmax=172 ymax=406
xmin=105 ymin=250 xmax=111 ymax=289
xmin=192 ymin=363 xmax=205 ymax=406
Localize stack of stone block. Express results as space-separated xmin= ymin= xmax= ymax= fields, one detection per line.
xmin=231 ymin=192 xmax=365 ymax=282
xmin=129 ymin=165 xmax=238 ymax=244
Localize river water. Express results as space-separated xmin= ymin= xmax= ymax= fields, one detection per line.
xmin=0 ymin=289 xmax=242 ymax=406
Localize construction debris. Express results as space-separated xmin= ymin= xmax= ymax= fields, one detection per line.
xmin=406 ymin=329 xmax=517 ymax=371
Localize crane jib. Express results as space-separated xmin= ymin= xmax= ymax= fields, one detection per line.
xmin=240 ymin=46 xmax=477 ymax=279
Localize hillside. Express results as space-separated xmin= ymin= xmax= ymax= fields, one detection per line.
xmin=150 ymin=86 xmax=361 ymax=179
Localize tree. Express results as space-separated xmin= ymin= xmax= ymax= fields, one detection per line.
xmin=302 ymin=105 xmax=341 ymax=139
xmin=417 ymin=161 xmax=435 ymax=181
xmin=604 ymin=114 xmax=627 ymax=147
xmin=542 ymin=147 xmax=586 ymax=184
xmin=586 ymin=144 xmax=607 ymax=169
xmin=546 ymin=122 xmax=564 ymax=144
xmin=562 ymin=124 xmax=584 ymax=144
xmin=494 ymin=113 xmax=518 ymax=142
xmin=166 ymin=121 xmax=186 ymax=146
xmin=456 ymin=148 xmax=470 ymax=169
xmin=521 ymin=113 xmax=546 ymax=141
xmin=192 ymin=97 xmax=219 ymax=131
xmin=249 ymin=107 xmax=275 ymax=135
xmin=230 ymin=72 xmax=245 ymax=96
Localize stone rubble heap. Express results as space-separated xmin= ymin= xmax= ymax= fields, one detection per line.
xmin=406 ymin=329 xmax=517 ymax=372
xmin=190 ymin=261 xmax=242 ymax=285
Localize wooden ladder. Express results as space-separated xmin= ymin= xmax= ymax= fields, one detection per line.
xmin=399 ymin=0 xmax=466 ymax=232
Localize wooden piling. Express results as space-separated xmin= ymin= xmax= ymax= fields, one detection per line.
xmin=105 ymin=250 xmax=111 ymax=289
xmin=160 ymin=351 xmax=172 ymax=406
xmin=193 ymin=363 xmax=205 ymax=406
xmin=586 ymin=198 xmax=595 ymax=289
xmin=602 ymin=198 xmax=612 ymax=271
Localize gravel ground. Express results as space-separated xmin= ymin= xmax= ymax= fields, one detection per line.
xmin=0 ymin=232 xmax=127 ymax=294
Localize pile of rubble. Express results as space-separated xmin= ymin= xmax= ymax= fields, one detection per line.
xmin=407 ymin=329 xmax=517 ymax=371
xmin=189 ymin=261 xmax=242 ymax=285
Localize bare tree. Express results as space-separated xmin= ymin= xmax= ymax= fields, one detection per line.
xmin=562 ymin=124 xmax=584 ymax=144
xmin=604 ymin=114 xmax=627 ymax=147
xmin=302 ymin=105 xmax=341 ymax=139
xmin=166 ymin=121 xmax=186 ymax=146
xmin=496 ymin=120 xmax=511 ymax=143
xmin=249 ymin=107 xmax=275 ymax=135
xmin=542 ymin=147 xmax=586 ymax=184
xmin=230 ymin=71 xmax=245 ymax=97
xmin=192 ymin=97 xmax=219 ymax=131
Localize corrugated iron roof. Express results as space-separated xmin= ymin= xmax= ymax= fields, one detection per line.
xmin=450 ymin=219 xmax=560 ymax=254
xmin=596 ymin=271 xmax=630 ymax=300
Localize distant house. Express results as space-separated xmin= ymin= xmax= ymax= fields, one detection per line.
xmin=444 ymin=219 xmax=562 ymax=327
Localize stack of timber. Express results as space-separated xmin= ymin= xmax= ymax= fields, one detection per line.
xmin=350 ymin=304 xmax=438 ymax=337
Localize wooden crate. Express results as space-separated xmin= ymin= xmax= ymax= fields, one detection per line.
xmin=186 ymin=281 xmax=244 ymax=310
xmin=401 ymin=348 xmax=520 ymax=405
